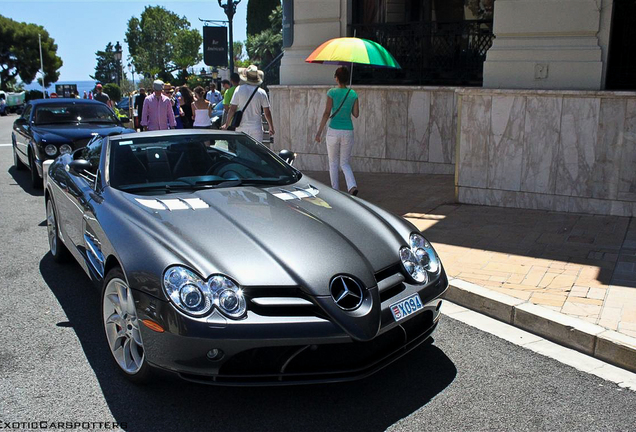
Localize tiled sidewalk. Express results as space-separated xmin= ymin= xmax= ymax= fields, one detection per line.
xmin=306 ymin=171 xmax=636 ymax=338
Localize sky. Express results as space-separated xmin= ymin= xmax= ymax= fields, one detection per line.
xmin=1 ymin=0 xmax=248 ymax=83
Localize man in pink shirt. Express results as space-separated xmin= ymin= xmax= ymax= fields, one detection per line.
xmin=141 ymin=80 xmax=176 ymax=131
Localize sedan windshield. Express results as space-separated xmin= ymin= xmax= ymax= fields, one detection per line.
xmin=109 ymin=133 xmax=300 ymax=193
xmin=34 ymin=103 xmax=118 ymax=125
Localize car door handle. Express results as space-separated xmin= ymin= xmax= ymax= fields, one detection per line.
xmin=59 ymin=181 xmax=67 ymax=189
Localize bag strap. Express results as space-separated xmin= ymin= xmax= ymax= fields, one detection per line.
xmin=242 ymin=85 xmax=261 ymax=111
xmin=329 ymin=88 xmax=352 ymax=119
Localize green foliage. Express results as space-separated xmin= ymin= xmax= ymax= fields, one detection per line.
xmin=91 ymin=42 xmax=121 ymax=84
xmin=125 ymin=6 xmax=203 ymax=79
xmin=246 ymin=6 xmax=282 ymax=67
xmin=102 ymin=83 xmax=121 ymax=102
xmin=0 ymin=14 xmax=63 ymax=90
xmin=246 ymin=0 xmax=280 ymax=37
xmin=186 ymin=75 xmax=206 ymax=90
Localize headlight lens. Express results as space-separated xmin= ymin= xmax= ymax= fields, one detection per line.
xmin=209 ymin=275 xmax=246 ymax=318
xmin=163 ymin=266 xmax=212 ymax=316
xmin=399 ymin=233 xmax=441 ymax=284
xmin=59 ymin=144 xmax=73 ymax=155
xmin=44 ymin=144 xmax=57 ymax=157
xmin=162 ymin=267 xmax=246 ymax=319
xmin=410 ymin=233 xmax=440 ymax=274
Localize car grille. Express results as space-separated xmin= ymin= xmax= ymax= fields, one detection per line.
xmin=245 ymin=287 xmax=328 ymax=319
xmin=212 ymin=309 xmax=435 ymax=381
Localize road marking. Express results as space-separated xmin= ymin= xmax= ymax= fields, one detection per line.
xmin=0 ymin=143 xmax=12 ymax=147
xmin=442 ymin=301 xmax=636 ymax=391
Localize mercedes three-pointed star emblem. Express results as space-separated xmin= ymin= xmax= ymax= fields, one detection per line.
xmin=330 ymin=276 xmax=364 ymax=310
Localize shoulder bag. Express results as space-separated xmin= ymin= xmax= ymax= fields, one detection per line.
xmin=228 ymin=86 xmax=260 ymax=131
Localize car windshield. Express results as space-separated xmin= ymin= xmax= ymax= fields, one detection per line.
xmin=34 ymin=103 xmax=118 ymax=125
xmin=109 ymin=133 xmax=300 ymax=194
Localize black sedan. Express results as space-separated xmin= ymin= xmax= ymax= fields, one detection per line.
xmin=12 ymin=98 xmax=133 ymax=188
xmin=44 ymin=130 xmax=448 ymax=385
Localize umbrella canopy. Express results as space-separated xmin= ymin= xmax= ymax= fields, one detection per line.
xmin=305 ymin=37 xmax=401 ymax=69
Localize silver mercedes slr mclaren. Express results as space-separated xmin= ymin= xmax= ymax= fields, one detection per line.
xmin=44 ymin=129 xmax=448 ymax=385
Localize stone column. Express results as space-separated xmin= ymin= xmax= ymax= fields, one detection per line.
xmin=280 ymin=0 xmax=347 ymax=85
xmin=483 ymin=0 xmax=612 ymax=90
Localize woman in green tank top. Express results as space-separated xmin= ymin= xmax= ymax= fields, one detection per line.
xmin=315 ymin=67 xmax=360 ymax=195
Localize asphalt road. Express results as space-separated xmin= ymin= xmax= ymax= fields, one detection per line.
xmin=0 ymin=113 xmax=635 ymax=432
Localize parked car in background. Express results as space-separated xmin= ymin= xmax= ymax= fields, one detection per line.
xmin=43 ymin=129 xmax=448 ymax=384
xmin=12 ymin=98 xmax=133 ymax=188
xmin=210 ymin=101 xmax=224 ymax=129
xmin=0 ymin=90 xmax=25 ymax=116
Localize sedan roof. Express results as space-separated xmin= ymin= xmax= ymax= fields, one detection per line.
xmin=29 ymin=98 xmax=108 ymax=106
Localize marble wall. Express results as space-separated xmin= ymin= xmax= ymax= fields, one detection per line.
xmin=268 ymin=86 xmax=456 ymax=175
xmin=457 ymin=88 xmax=636 ymax=217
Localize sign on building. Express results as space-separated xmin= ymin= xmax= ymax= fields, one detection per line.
xmin=203 ymin=26 xmax=228 ymax=67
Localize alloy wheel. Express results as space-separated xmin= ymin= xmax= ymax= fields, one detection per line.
xmin=102 ymin=278 xmax=145 ymax=374
xmin=46 ymin=200 xmax=57 ymax=256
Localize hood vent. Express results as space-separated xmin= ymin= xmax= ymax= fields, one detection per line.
xmin=135 ymin=197 xmax=210 ymax=211
xmin=273 ymin=185 xmax=320 ymax=201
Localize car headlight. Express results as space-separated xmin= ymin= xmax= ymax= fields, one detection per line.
xmin=208 ymin=275 xmax=246 ymax=318
xmin=163 ymin=266 xmax=213 ymax=316
xmin=45 ymin=144 xmax=57 ymax=157
xmin=60 ymin=144 xmax=73 ymax=155
xmin=399 ymin=233 xmax=441 ymax=284
xmin=162 ymin=266 xmax=246 ymax=319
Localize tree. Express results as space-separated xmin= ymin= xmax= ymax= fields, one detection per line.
xmin=246 ymin=6 xmax=282 ymax=66
xmin=125 ymin=6 xmax=203 ymax=79
xmin=90 ymin=43 xmax=119 ymax=84
xmin=246 ymin=0 xmax=280 ymax=37
xmin=102 ymin=83 xmax=121 ymax=102
xmin=0 ymin=15 xmax=62 ymax=90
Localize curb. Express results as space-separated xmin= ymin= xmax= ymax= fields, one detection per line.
xmin=446 ymin=278 xmax=636 ymax=374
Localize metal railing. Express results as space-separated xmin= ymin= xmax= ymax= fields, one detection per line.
xmin=350 ymin=20 xmax=494 ymax=86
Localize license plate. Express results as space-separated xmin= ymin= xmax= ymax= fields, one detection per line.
xmin=390 ymin=293 xmax=424 ymax=322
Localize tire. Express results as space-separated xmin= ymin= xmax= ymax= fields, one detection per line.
xmin=13 ymin=140 xmax=25 ymax=171
xmin=102 ymin=267 xmax=151 ymax=383
xmin=45 ymin=198 xmax=70 ymax=263
xmin=29 ymin=152 xmax=43 ymax=189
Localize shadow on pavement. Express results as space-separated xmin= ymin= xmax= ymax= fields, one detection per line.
xmin=306 ymin=170 xmax=631 ymax=288
xmin=39 ymin=253 xmax=457 ymax=432
xmin=7 ymin=165 xmax=43 ymax=197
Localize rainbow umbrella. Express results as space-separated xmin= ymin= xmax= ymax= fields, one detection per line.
xmin=305 ymin=37 xmax=401 ymax=69
xmin=306 ymin=37 xmax=400 ymax=86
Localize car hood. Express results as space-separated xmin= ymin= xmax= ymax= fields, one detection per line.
xmin=111 ymin=177 xmax=413 ymax=292
xmin=33 ymin=123 xmax=131 ymax=142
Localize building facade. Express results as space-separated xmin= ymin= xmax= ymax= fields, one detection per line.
xmin=271 ymin=0 xmax=636 ymax=216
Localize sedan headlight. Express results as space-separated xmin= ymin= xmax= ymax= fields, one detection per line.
xmin=44 ymin=144 xmax=57 ymax=157
xmin=163 ymin=266 xmax=246 ymax=319
xmin=60 ymin=144 xmax=73 ymax=155
xmin=399 ymin=233 xmax=441 ymax=284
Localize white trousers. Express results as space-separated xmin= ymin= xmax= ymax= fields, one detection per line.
xmin=326 ymin=127 xmax=357 ymax=191
xmin=237 ymin=126 xmax=263 ymax=142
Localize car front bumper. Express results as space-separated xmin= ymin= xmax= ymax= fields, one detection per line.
xmin=134 ymin=270 xmax=448 ymax=386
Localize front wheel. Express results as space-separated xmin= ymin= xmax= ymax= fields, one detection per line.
xmin=102 ymin=268 xmax=151 ymax=383
xmin=46 ymin=198 xmax=70 ymax=263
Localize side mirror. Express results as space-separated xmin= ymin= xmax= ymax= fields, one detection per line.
xmin=68 ymin=159 xmax=92 ymax=176
xmin=14 ymin=117 xmax=26 ymax=127
xmin=119 ymin=116 xmax=130 ymax=123
xmin=279 ymin=149 xmax=296 ymax=165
